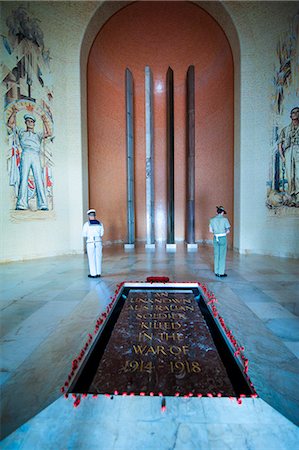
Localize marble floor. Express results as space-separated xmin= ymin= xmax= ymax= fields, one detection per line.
xmin=0 ymin=243 xmax=298 ymax=449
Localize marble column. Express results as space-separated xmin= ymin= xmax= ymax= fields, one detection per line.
xmin=125 ymin=68 xmax=135 ymax=249
xmin=145 ymin=66 xmax=155 ymax=249
xmin=166 ymin=67 xmax=176 ymax=250
xmin=186 ymin=65 xmax=197 ymax=250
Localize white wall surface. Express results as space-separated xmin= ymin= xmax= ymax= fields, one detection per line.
xmin=224 ymin=1 xmax=299 ymax=257
xmin=0 ymin=1 xmax=99 ymax=262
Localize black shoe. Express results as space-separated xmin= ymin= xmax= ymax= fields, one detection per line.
xmin=96 ymin=274 xmax=101 ymax=278
xmin=88 ymin=274 xmax=96 ymax=278
xmin=215 ymin=273 xmax=220 ymax=277
xmin=219 ymin=274 xmax=227 ymax=277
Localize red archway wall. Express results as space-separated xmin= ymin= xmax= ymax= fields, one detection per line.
xmin=88 ymin=1 xmax=234 ymax=244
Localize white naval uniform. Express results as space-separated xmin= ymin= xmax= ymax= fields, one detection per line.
xmin=82 ymin=220 xmax=104 ymax=276
xmin=15 ymin=127 xmax=48 ymax=210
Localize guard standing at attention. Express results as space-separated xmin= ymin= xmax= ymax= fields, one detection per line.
xmin=209 ymin=206 xmax=231 ymax=277
xmin=82 ymin=209 xmax=104 ymax=278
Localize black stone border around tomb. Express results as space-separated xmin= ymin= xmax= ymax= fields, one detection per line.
xmin=67 ymin=283 xmax=256 ymax=399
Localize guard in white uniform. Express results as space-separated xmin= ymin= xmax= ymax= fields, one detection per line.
xmin=82 ymin=209 xmax=104 ymax=278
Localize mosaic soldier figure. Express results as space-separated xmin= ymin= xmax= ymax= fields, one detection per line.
xmin=82 ymin=209 xmax=104 ymax=278
xmin=278 ymin=106 xmax=299 ymax=205
xmin=209 ymin=206 xmax=231 ymax=277
xmin=7 ymin=105 xmax=51 ymax=210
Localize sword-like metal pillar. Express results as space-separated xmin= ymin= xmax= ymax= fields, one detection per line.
xmin=166 ymin=67 xmax=176 ymax=250
xmin=186 ymin=65 xmax=197 ymax=250
xmin=125 ymin=68 xmax=135 ymax=249
xmin=145 ymin=66 xmax=155 ymax=248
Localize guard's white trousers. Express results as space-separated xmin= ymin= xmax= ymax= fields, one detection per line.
xmin=86 ymin=241 xmax=102 ymax=276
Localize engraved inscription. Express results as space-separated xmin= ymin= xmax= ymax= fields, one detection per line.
xmin=89 ymin=290 xmax=235 ymax=396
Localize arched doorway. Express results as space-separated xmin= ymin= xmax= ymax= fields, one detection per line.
xmin=81 ymin=1 xmax=239 ymax=246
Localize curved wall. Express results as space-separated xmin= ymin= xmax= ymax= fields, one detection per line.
xmin=1 ymin=1 xmax=298 ymax=262
xmin=87 ymin=1 xmax=234 ymax=243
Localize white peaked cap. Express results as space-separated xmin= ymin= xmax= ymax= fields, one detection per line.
xmin=87 ymin=209 xmax=96 ymax=215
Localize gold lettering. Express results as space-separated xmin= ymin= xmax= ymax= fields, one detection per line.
xmin=156 ymin=345 xmax=167 ymax=355
xmin=139 ymin=321 xmax=182 ymax=330
xmin=146 ymin=304 xmax=195 ymax=312
xmin=169 ymin=305 xmax=178 ymax=311
xmin=147 ymin=346 xmax=156 ymax=354
xmin=138 ymin=298 xmax=151 ymax=303
xmin=169 ymin=345 xmax=189 ymax=355
xmin=171 ymin=322 xmax=182 ymax=330
xmin=169 ymin=361 xmax=201 ymax=373
xmin=136 ymin=313 xmax=186 ymax=320
xmin=132 ymin=345 xmax=168 ymax=355
xmin=168 ymin=299 xmax=191 ymax=304
xmin=134 ymin=296 xmax=192 ymax=305
xmin=138 ymin=332 xmax=153 ymax=341
xmin=176 ymin=313 xmax=187 ymax=319
xmin=184 ymin=306 xmax=194 ymax=311
xmin=155 ymin=305 xmax=168 ymax=311
xmin=120 ymin=360 xmax=154 ymax=373
xmin=158 ymin=332 xmax=184 ymax=341
xmin=133 ymin=345 xmax=147 ymax=355
xmin=132 ymin=297 xmax=149 ymax=303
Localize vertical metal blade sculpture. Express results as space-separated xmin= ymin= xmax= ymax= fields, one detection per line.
xmin=145 ymin=66 xmax=155 ymax=246
xmin=186 ymin=65 xmax=196 ymax=244
xmin=125 ymin=68 xmax=135 ymax=245
xmin=166 ymin=67 xmax=175 ymax=244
